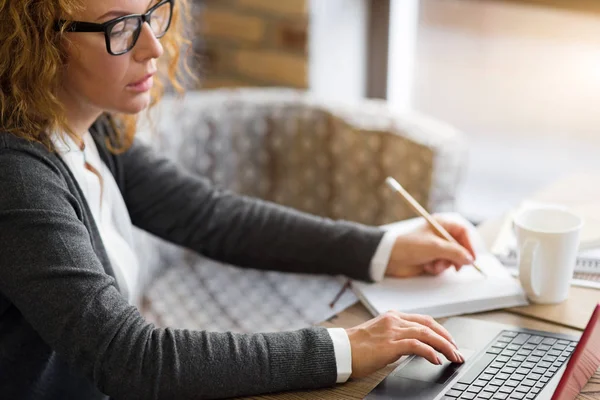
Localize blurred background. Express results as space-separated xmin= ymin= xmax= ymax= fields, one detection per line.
xmin=192 ymin=0 xmax=600 ymax=224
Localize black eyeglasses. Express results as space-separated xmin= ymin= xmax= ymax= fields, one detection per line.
xmin=55 ymin=0 xmax=174 ymax=56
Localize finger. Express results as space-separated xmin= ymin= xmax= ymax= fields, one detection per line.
xmin=433 ymin=237 xmax=473 ymax=267
xmin=424 ymin=260 xmax=449 ymax=275
xmin=433 ymin=260 xmax=451 ymax=275
xmin=394 ymin=338 xmax=442 ymax=365
xmin=395 ymin=323 xmax=462 ymax=363
xmin=423 ymin=262 xmax=437 ymax=275
xmin=435 ymin=218 xmax=477 ymax=260
xmin=389 ymin=263 xmax=425 ymax=278
xmin=394 ymin=312 xmax=459 ymax=351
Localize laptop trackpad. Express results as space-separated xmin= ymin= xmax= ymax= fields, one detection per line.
xmin=368 ymin=349 xmax=477 ymax=399
xmin=397 ymin=348 xmax=476 ymax=384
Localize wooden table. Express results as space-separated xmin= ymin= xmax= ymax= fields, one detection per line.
xmin=242 ymin=174 xmax=600 ymax=399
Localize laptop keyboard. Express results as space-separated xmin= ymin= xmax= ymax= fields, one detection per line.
xmin=442 ymin=331 xmax=577 ymax=400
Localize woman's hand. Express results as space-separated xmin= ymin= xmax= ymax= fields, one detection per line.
xmin=385 ymin=216 xmax=477 ymax=278
xmin=346 ymin=311 xmax=464 ymax=379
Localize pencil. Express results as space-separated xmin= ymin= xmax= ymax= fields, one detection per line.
xmin=385 ymin=177 xmax=487 ymax=277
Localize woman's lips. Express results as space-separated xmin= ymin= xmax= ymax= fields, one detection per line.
xmin=127 ymin=74 xmax=154 ymax=92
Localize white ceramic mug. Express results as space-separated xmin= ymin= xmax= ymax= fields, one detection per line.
xmin=514 ymin=207 xmax=583 ymax=304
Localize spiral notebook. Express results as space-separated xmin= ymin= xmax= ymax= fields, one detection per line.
xmin=495 ymin=249 xmax=600 ymax=275
xmin=351 ymin=213 xmax=529 ymax=319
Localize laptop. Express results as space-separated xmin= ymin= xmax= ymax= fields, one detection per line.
xmin=367 ymin=303 xmax=600 ymax=400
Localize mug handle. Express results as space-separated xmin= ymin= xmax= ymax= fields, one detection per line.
xmin=519 ymin=239 xmax=541 ymax=299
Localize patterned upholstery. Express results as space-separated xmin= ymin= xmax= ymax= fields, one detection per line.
xmin=136 ymin=88 xmax=468 ymax=332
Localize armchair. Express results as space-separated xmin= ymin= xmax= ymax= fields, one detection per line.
xmin=135 ymin=88 xmax=468 ymax=332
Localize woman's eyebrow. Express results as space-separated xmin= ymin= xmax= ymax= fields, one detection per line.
xmin=95 ymin=1 xmax=158 ymax=22
xmin=95 ymin=10 xmax=131 ymax=22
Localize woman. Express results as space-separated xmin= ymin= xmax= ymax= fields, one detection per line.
xmin=0 ymin=0 xmax=475 ymax=398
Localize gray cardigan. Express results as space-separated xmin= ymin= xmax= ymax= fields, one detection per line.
xmin=0 ymin=116 xmax=384 ymax=399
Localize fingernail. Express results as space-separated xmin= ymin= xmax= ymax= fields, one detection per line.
xmin=466 ymin=255 xmax=474 ymax=264
xmin=436 ymin=356 xmax=443 ymax=365
xmin=455 ymin=350 xmax=465 ymax=363
xmin=451 ymin=339 xmax=459 ymax=349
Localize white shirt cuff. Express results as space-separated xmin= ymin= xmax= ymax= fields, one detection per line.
xmin=327 ymin=328 xmax=352 ymax=383
xmin=369 ymin=229 xmax=403 ymax=282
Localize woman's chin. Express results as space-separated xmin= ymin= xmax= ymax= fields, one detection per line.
xmin=119 ymin=95 xmax=152 ymax=115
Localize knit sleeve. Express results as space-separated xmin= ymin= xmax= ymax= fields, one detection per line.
xmin=118 ymin=139 xmax=384 ymax=282
xmin=0 ymin=148 xmax=339 ymax=399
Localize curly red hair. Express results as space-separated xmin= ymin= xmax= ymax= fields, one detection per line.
xmin=0 ymin=0 xmax=194 ymax=152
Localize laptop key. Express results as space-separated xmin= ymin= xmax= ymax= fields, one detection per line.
xmin=493 ymin=393 xmax=509 ymax=400
xmin=526 ymin=336 xmax=544 ymax=345
xmin=541 ymin=338 xmax=557 ymax=346
xmin=516 ymin=349 xmax=531 ymax=356
xmin=490 ymin=379 xmax=505 ymax=387
xmin=493 ymin=342 xmax=508 ymax=348
xmin=478 ymin=392 xmax=494 ymax=400
xmin=532 ymin=350 xmax=546 ymax=357
xmin=498 ymin=387 xmax=513 ymax=394
xmin=557 ymin=356 xmax=568 ymax=363
xmin=548 ymin=350 xmax=562 ymax=357
xmin=515 ymin=385 xmax=530 ymax=393
xmin=512 ymin=334 xmax=531 ymax=345
xmin=483 ymin=384 xmax=500 ymax=394
xmin=509 ymin=392 xmax=525 ymax=400
xmin=498 ymin=336 xmax=513 ymax=343
xmin=528 ymin=356 xmax=541 ymax=363
xmin=512 ymin=355 xmax=526 ymax=362
xmin=532 ymin=388 xmax=541 ymax=394
xmin=473 ymin=380 xmax=488 ymax=387
xmin=501 ymin=350 xmax=517 ymax=357
xmin=468 ymin=386 xmax=483 ymax=394
xmin=537 ymin=344 xmax=551 ymax=351
xmin=538 ymin=361 xmax=551 ymax=368
xmin=511 ymin=373 xmax=526 ymax=381
xmin=507 ymin=344 xmax=521 ymax=351
xmin=516 ymin=368 xmax=530 ymax=375
xmin=458 ymin=353 xmax=497 ymax=384
xmin=487 ymin=348 xmax=502 ymax=355
xmin=500 ymin=367 xmax=516 ymax=375
xmin=446 ymin=389 xmax=463 ymax=397
xmin=522 ymin=379 xmax=537 ymax=387
xmin=503 ymin=331 xmax=518 ymax=338
xmin=522 ymin=362 xmax=536 ymax=369
xmin=505 ymin=380 xmax=519 ymax=387
xmin=527 ymin=373 xmax=542 ymax=381
xmin=525 ymin=394 xmax=535 ymax=400
xmin=532 ymin=367 xmax=547 ymax=375
xmin=453 ymin=383 xmax=469 ymax=391
xmin=541 ymin=377 xmax=550 ymax=383
xmin=507 ymin=361 xmax=521 ymax=369
xmin=549 ymin=367 xmax=558 ymax=373
xmin=460 ymin=391 xmax=477 ymax=400
xmin=480 ymin=373 xmax=494 ymax=381
xmin=523 ymin=344 xmax=537 ymax=351
xmin=496 ymin=356 xmax=510 ymax=363
xmin=497 ymin=373 xmax=511 ymax=380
